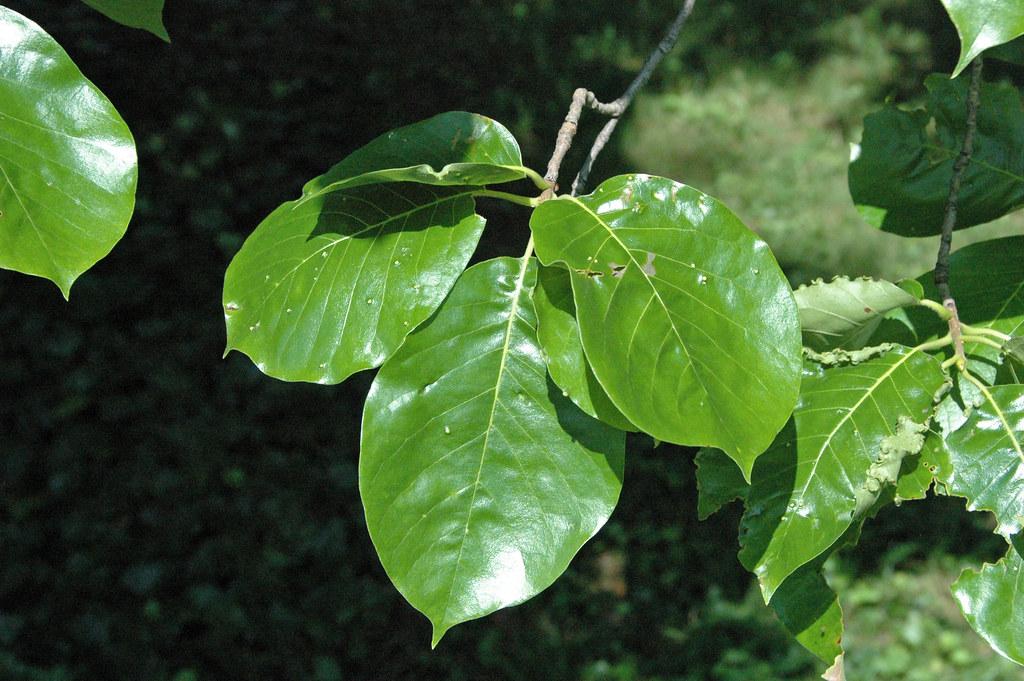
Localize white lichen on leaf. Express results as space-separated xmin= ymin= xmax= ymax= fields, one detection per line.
xmin=853 ymin=416 xmax=928 ymax=517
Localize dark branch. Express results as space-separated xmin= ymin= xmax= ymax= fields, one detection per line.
xmin=540 ymin=0 xmax=696 ymax=198
xmin=934 ymin=56 xmax=983 ymax=367
xmin=572 ymin=0 xmax=696 ymax=195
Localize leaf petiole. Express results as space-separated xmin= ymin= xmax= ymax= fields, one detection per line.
xmin=916 ymin=333 xmax=953 ymax=353
xmin=521 ymin=166 xmax=552 ymax=191
xmin=960 ymin=334 xmax=1006 ymax=351
xmin=474 ymin=189 xmax=541 ymax=208
xmin=960 ymin=323 xmax=1012 ymax=342
xmin=918 ymin=298 xmax=952 ymax=320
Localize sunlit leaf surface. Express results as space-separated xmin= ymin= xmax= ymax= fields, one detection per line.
xmin=360 ymin=258 xmax=625 ymax=645
xmin=0 ymin=6 xmax=137 ymax=297
xmin=531 ymin=174 xmax=802 ymax=477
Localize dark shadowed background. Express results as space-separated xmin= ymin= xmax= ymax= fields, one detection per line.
xmin=0 ymin=2 xmax=1017 ymax=679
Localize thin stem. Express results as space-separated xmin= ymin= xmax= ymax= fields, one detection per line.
xmin=933 ymin=56 xmax=983 ymax=371
xmin=916 ymin=333 xmax=953 ymax=354
xmin=474 ymin=189 xmax=540 ymax=208
xmin=521 ymin=166 xmax=551 ymax=191
xmin=572 ymin=0 xmax=696 ymax=195
xmin=543 ymin=88 xmax=591 ymax=192
xmin=541 ymin=1 xmax=696 ymax=197
xmin=960 ymin=323 xmax=1012 ymax=342
xmin=960 ymin=335 xmax=1005 ymax=351
xmin=918 ymin=298 xmax=951 ymax=320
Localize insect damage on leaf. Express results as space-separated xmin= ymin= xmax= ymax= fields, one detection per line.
xmin=804 ymin=343 xmax=896 ymax=367
xmin=853 ymin=416 xmax=928 ymax=517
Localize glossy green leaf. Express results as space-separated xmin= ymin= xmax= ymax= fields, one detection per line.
xmin=81 ymin=0 xmax=170 ymax=41
xmin=224 ymin=112 xmax=527 ymax=384
xmin=532 ymin=264 xmax=635 ymax=431
xmin=942 ymin=384 xmax=1024 ymax=537
xmin=940 ymin=0 xmax=1024 ymax=76
xmin=739 ymin=348 xmax=946 ymax=601
xmin=953 ymin=536 xmax=1024 ymax=665
xmin=301 ymin=113 xmax=531 ymax=199
xmin=530 ymin=175 xmax=802 ymax=477
xmin=360 ymin=257 xmax=625 ymax=645
xmin=0 ymin=6 xmax=137 ymax=298
xmin=795 ymin=276 xmax=920 ymax=351
xmin=850 ymin=75 xmax=1024 ymax=236
xmin=695 ymin=447 xmax=748 ymax=520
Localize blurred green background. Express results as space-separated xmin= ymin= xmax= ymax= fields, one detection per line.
xmin=1 ymin=1 xmax=1021 ymax=679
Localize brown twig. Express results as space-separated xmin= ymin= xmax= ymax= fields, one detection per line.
xmin=934 ymin=56 xmax=983 ymax=370
xmin=540 ymin=0 xmax=696 ymax=198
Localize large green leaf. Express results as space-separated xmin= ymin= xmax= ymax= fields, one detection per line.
xmin=739 ymin=348 xmax=946 ymax=601
xmin=530 ymin=175 xmax=802 ymax=477
xmin=940 ymin=0 xmax=1024 ymax=76
xmin=0 ymin=6 xmax=137 ymax=298
xmin=953 ymin=536 xmax=1024 ymax=665
xmin=532 ymin=264 xmax=635 ymax=431
xmin=942 ymin=384 xmax=1024 ymax=537
xmin=360 ymin=257 xmax=625 ymax=646
xmin=81 ymin=0 xmax=170 ymax=41
xmin=795 ymin=276 xmax=920 ymax=351
xmin=223 ymin=112 xmax=527 ymax=384
xmin=850 ymin=75 xmax=1024 ymax=237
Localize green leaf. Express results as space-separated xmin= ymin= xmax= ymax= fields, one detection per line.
xmin=940 ymin=0 xmax=1024 ymax=76
xmin=360 ymin=257 xmax=625 ymax=646
xmin=770 ymin=555 xmax=843 ymax=666
xmin=850 ymin=75 xmax=1024 ymax=236
xmin=223 ymin=112 xmax=526 ymax=384
xmin=532 ymin=264 xmax=635 ymax=431
xmin=795 ymin=276 xmax=920 ymax=351
xmin=952 ymin=536 xmax=1024 ymax=665
xmin=1006 ymin=337 xmax=1024 ymax=365
xmin=0 ymin=6 xmax=137 ymax=298
xmin=81 ymin=0 xmax=170 ymax=41
xmin=986 ymin=36 xmax=1024 ymax=66
xmin=739 ymin=348 xmax=946 ymax=601
xmin=942 ymin=384 xmax=1024 ymax=537
xmin=530 ymin=175 xmax=802 ymax=478
xmin=301 ymin=113 xmax=531 ymax=198
xmin=894 ymin=425 xmax=952 ymax=503
xmin=695 ymin=447 xmax=748 ymax=520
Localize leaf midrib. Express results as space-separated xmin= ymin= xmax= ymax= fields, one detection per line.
xmin=560 ymin=195 xmax=727 ymax=447
xmin=437 ymin=253 xmax=533 ymax=630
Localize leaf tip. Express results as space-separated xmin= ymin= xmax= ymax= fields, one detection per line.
xmin=430 ymin=623 xmax=450 ymax=649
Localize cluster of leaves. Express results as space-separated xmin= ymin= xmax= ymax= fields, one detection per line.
xmin=696 ymin=3 xmax=1024 ymax=672
xmin=216 ymin=1 xmax=1024 ymax=676
xmin=4 ymin=0 xmax=1024 ymax=676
